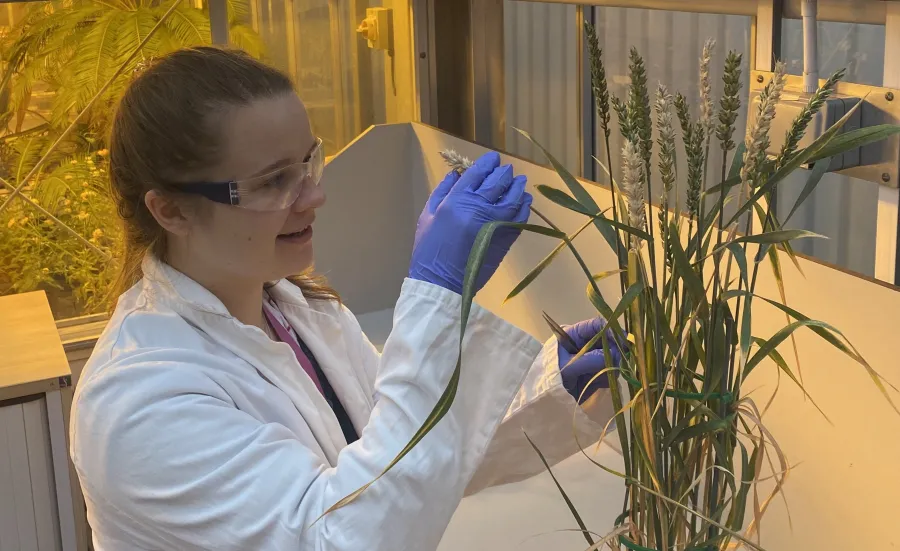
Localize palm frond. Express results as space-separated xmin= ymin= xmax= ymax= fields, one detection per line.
xmin=162 ymin=5 xmax=211 ymax=47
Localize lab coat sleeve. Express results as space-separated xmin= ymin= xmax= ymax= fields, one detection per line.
xmin=70 ymin=278 xmax=541 ymax=551
xmin=350 ymin=306 xmax=616 ymax=496
xmin=465 ymin=337 xmax=616 ymax=495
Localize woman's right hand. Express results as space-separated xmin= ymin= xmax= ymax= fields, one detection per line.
xmin=409 ymin=151 xmax=532 ymax=295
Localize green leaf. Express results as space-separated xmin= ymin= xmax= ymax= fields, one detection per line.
xmin=648 ymin=292 xmax=680 ymax=365
xmin=727 ymin=443 xmax=757 ymax=534
xmin=740 ymin=297 xmax=752 ymax=371
xmin=612 ymin=282 xmax=645 ymax=322
xmin=729 ymin=142 xmax=747 ymax=181
xmin=526 ymin=207 xmax=623 ymax=335
xmin=750 ymin=336 xmax=830 ymax=422
xmin=668 ymin=414 xmax=735 ymax=447
xmin=662 ymin=404 xmax=720 ymax=448
xmin=516 ymin=128 xmax=627 ymax=257
xmin=725 ymin=101 xmax=864 ymax=229
xmin=724 ymin=289 xmax=899 ymax=414
xmin=603 ymin=217 xmax=653 ymax=242
xmin=728 ymin=229 xmax=823 ymax=247
xmin=753 ymin=202 xmax=806 ymax=276
xmin=665 ymin=404 xmax=710 ymax=442
xmin=536 ymin=185 xmax=596 ymax=216
xmin=703 ymin=174 xmax=741 ymax=196
xmin=809 ymin=124 xmax=900 ymax=164
xmin=727 ymin=243 xmax=748 ymax=289
xmin=744 ymin=320 xmax=835 ymax=376
xmin=687 ymin=193 xmax=736 ymax=261
xmin=784 ymin=156 xmax=831 ymax=225
xmin=601 ymin=333 xmax=633 ymax=478
xmin=765 ymin=244 xmax=805 ymax=386
xmin=524 ymin=432 xmax=595 ymax=548
xmin=505 ymin=216 xmax=599 ymax=304
xmin=725 ymin=243 xmax=752 ymax=367
xmin=669 ymin=221 xmax=709 ymax=316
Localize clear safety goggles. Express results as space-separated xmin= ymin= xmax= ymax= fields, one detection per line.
xmin=177 ymin=138 xmax=324 ymax=212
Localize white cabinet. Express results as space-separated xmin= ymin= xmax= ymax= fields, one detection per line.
xmin=0 ymin=292 xmax=76 ymax=551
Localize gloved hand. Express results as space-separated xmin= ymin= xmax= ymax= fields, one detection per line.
xmin=558 ymin=317 xmax=623 ymax=404
xmin=409 ymin=151 xmax=533 ymax=295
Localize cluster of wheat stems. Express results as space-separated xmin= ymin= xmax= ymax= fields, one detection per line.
xmin=326 ymin=21 xmax=899 ymax=551
xmin=435 ymin=22 xmax=900 ymax=551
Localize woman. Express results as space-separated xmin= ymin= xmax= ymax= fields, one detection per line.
xmin=71 ymin=47 xmax=622 ymax=550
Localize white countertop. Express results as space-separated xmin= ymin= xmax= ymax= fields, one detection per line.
xmin=440 ymin=440 xmax=626 ymax=550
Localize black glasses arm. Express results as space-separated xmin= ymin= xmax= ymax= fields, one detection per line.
xmin=175 ymin=181 xmax=240 ymax=206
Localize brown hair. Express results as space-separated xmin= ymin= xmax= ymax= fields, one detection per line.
xmin=107 ymin=46 xmax=339 ymax=309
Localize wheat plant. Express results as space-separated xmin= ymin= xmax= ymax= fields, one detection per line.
xmin=435 ymin=28 xmax=900 ymax=551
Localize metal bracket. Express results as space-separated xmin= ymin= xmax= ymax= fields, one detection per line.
xmin=753 ymin=0 xmax=783 ymax=72
xmin=880 ymin=2 xmax=900 ymax=285
xmin=749 ymin=71 xmax=900 ymax=188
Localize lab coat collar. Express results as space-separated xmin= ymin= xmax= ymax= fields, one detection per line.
xmin=140 ymin=254 xmax=310 ymax=316
xmin=139 ymin=254 xmax=350 ymax=463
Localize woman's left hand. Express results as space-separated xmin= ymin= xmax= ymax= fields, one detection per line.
xmin=558 ymin=317 xmax=623 ymax=403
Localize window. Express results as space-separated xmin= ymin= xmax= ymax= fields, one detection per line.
xmin=1 ymin=0 xmax=415 ymax=320
xmin=778 ymin=20 xmax=886 ymax=276
xmin=504 ymin=1 xmax=582 ymax=175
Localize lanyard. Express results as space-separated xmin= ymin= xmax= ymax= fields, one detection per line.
xmin=262 ymin=304 xmax=326 ymax=396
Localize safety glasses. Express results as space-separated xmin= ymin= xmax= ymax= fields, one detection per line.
xmin=176 ymin=138 xmax=324 ymax=212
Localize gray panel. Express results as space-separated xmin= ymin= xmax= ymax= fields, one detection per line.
xmin=313 ymin=124 xmax=415 ymax=314
xmin=8 ymin=404 xmax=38 ymax=551
xmin=23 ymin=399 xmax=61 ymax=551
xmin=504 ymin=1 xmax=581 ymax=175
xmin=0 ymin=399 xmax=62 ymax=551
xmin=0 ymin=405 xmax=22 ymax=550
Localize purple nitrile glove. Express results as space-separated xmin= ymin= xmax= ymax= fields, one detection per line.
xmin=559 ymin=317 xmax=623 ymax=404
xmin=409 ymin=151 xmax=533 ymax=295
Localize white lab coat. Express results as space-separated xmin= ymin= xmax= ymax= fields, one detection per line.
xmin=70 ymin=255 xmax=613 ymax=551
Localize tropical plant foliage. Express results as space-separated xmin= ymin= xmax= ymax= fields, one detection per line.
xmin=0 ymin=0 xmax=263 ymax=315
xmin=327 ymin=24 xmax=900 ymax=551
xmin=1 ymin=0 xmax=263 ymax=139
xmin=0 ymin=150 xmax=118 ymax=316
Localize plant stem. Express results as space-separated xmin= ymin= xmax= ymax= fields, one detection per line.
xmin=604 ymin=130 xmax=631 ymax=332
xmin=640 ymin=166 xmax=669 ymax=549
xmin=730 ymin=193 xmax=777 ymax=398
xmin=707 ymin=309 xmax=733 ymax=544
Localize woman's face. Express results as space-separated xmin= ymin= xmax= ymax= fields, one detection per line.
xmin=170 ymin=92 xmax=326 ymax=285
